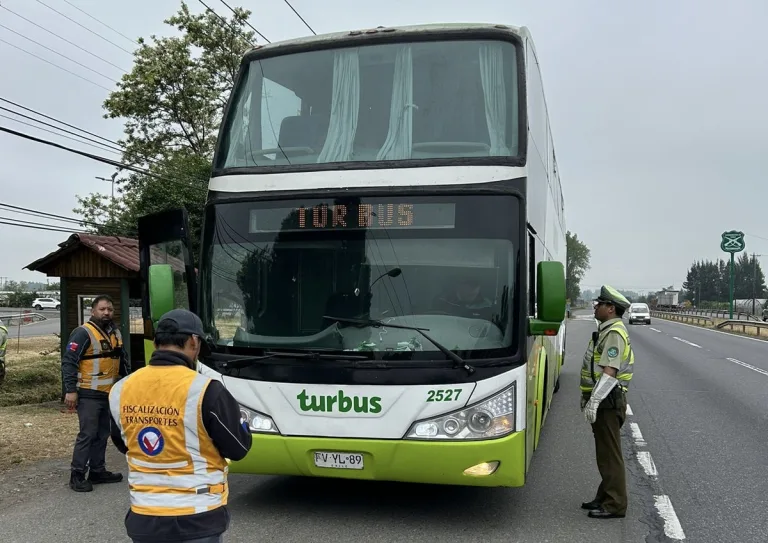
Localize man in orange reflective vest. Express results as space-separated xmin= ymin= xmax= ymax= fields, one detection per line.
xmin=109 ymin=308 xmax=252 ymax=543
xmin=62 ymin=294 xmax=130 ymax=492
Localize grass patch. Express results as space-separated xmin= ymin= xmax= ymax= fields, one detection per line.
xmin=0 ymin=335 xmax=62 ymax=407
xmin=0 ymin=402 xmax=78 ymax=471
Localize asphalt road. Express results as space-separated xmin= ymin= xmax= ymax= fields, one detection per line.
xmin=0 ymin=316 xmax=668 ymax=543
xmin=625 ymin=316 xmax=768 ymax=543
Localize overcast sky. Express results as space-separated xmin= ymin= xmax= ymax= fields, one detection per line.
xmin=1 ymin=0 xmax=767 ymax=292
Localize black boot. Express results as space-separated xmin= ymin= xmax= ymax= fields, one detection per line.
xmin=70 ymin=470 xmax=93 ymax=492
xmin=88 ymin=470 xmax=123 ymax=484
xmin=581 ymin=499 xmax=601 ymax=510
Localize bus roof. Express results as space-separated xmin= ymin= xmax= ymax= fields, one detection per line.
xmin=243 ymin=22 xmax=531 ymax=59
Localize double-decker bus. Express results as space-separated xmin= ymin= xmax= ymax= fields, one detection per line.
xmin=137 ymin=22 xmax=566 ymax=488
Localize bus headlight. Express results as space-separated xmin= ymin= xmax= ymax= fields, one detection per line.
xmin=405 ymin=383 xmax=516 ymax=440
xmin=239 ymin=405 xmax=280 ymax=434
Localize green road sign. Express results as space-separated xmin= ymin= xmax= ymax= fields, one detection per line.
xmin=720 ymin=231 xmax=745 ymax=319
xmin=721 ymin=231 xmax=745 ymax=253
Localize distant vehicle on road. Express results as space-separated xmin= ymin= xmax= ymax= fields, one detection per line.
xmin=628 ymin=303 xmax=651 ymax=325
xmin=31 ymin=297 xmax=60 ymax=310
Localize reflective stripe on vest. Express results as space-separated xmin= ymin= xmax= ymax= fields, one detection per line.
xmin=109 ymin=365 xmax=229 ymax=517
xmin=0 ymin=325 xmax=7 ymax=361
xmin=580 ymin=321 xmax=634 ymax=393
xmin=77 ymin=322 xmax=122 ymax=392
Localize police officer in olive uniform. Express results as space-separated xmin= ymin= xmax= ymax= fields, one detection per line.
xmin=579 ymin=285 xmax=634 ymax=519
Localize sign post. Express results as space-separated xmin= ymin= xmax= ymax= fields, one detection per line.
xmin=720 ymin=231 xmax=745 ymax=319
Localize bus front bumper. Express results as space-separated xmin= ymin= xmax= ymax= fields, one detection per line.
xmin=227 ymin=430 xmax=527 ymax=487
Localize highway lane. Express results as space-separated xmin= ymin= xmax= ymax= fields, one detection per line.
xmin=1 ymin=308 xmax=60 ymax=337
xmin=626 ymin=318 xmax=768 ymax=542
xmin=0 ymin=318 xmax=656 ymax=543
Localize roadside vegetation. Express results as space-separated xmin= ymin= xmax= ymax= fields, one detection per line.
xmin=0 ymin=335 xmax=78 ymax=471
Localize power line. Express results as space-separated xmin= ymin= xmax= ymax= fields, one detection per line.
xmin=0 ymin=98 xmax=120 ymax=148
xmin=34 ymin=0 xmax=134 ymax=56
xmin=0 ymin=97 xmax=211 ymax=185
xmin=0 ymin=218 xmax=88 ymax=234
xmin=0 ymin=112 xmax=122 ymax=155
xmin=0 ymin=22 xmax=119 ymax=83
xmin=0 ymin=37 xmax=111 ymax=92
xmin=0 ymin=4 xmax=129 ymax=73
xmin=0 ymin=215 xmax=89 ymax=233
xmin=0 ymin=202 xmax=113 ymax=230
xmin=282 ymin=0 xmax=316 ymax=36
xmin=0 ymin=103 xmax=124 ymax=153
xmin=216 ymin=0 xmax=270 ymax=43
xmin=0 ymin=125 xmax=208 ymax=192
xmin=59 ymin=0 xmax=138 ymax=45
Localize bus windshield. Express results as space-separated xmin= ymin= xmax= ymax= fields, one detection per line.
xmin=216 ymin=39 xmax=521 ymax=169
xmin=201 ymin=194 xmax=520 ymax=359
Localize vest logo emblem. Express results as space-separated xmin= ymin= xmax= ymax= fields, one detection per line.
xmin=606 ymin=346 xmax=619 ymax=358
xmin=138 ymin=427 xmax=165 ymax=456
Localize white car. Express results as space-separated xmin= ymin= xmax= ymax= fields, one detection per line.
xmin=627 ymin=303 xmax=651 ymax=325
xmin=32 ymin=297 xmax=60 ymax=310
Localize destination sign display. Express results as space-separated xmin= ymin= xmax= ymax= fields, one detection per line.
xmin=249 ymin=202 xmax=456 ymax=233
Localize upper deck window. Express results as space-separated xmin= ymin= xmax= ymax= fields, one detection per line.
xmin=216 ymin=39 xmax=521 ymax=169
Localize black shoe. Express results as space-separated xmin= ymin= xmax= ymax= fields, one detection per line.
xmin=70 ymin=471 xmax=93 ymax=492
xmin=88 ymin=470 xmax=123 ymax=484
xmin=581 ymin=499 xmax=601 ymax=510
xmin=588 ymin=506 xmax=626 ymax=519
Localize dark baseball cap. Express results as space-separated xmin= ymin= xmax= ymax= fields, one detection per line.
xmin=158 ymin=309 xmax=205 ymax=337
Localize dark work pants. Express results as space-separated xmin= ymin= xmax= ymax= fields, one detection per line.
xmin=132 ymin=537 xmax=223 ymax=543
xmin=591 ymin=398 xmax=628 ymax=515
xmin=71 ymin=395 xmax=111 ymax=474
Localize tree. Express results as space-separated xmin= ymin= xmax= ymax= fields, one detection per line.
xmin=566 ymin=231 xmax=591 ymax=303
xmin=74 ymin=2 xmax=257 ymax=261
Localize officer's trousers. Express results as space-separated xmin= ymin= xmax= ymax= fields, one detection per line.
xmin=590 ymin=399 xmax=628 ymax=515
xmin=71 ymin=395 xmax=111 ymax=473
xmin=132 ymin=537 xmax=222 ymax=543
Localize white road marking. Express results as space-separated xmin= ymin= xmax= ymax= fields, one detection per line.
xmin=654 ymin=317 xmax=768 ymax=343
xmin=672 ymin=336 xmax=702 ymax=348
xmin=726 ymin=357 xmax=768 ymax=377
xmin=626 ymin=404 xmax=633 ymax=416
xmin=637 ymin=451 xmax=658 ymax=478
xmin=630 ymin=422 xmax=646 ymax=447
xmin=650 ymin=327 xmax=662 ymax=333
xmin=654 ymin=495 xmax=686 ymax=540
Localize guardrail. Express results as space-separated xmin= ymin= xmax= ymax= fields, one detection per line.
xmin=715 ymin=319 xmax=768 ymax=337
xmin=651 ymin=310 xmax=768 ymax=338
xmin=0 ymin=312 xmax=48 ymax=327
xmin=650 ymin=311 xmax=713 ymax=326
xmin=677 ymin=308 xmax=760 ymax=322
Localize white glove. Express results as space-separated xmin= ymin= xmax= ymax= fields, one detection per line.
xmin=584 ymin=373 xmax=619 ymax=424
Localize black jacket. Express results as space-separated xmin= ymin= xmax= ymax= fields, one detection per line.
xmin=109 ymin=349 xmax=253 ymax=542
xmin=61 ymin=318 xmax=130 ymax=398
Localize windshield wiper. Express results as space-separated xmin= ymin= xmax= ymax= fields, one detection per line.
xmin=323 ymin=315 xmax=476 ymax=375
xmin=211 ymin=349 xmax=370 ymax=369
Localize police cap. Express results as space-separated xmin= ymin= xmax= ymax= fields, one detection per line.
xmin=594 ymin=285 xmax=631 ymax=310
xmin=157 ymin=308 xmax=205 ymax=337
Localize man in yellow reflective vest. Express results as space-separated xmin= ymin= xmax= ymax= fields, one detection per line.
xmin=62 ymin=294 xmax=129 ymax=492
xmin=0 ymin=318 xmax=7 ymax=385
xmin=109 ymin=308 xmax=252 ymax=543
xmin=579 ymin=285 xmax=634 ymax=519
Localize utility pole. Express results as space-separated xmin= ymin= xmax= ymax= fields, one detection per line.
xmin=95 ymin=172 xmax=119 ymax=221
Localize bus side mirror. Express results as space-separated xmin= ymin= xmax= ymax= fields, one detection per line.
xmin=149 ymin=264 xmax=175 ymax=323
xmin=528 ymin=261 xmax=566 ymax=336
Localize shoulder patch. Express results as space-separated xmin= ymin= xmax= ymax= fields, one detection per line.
xmin=606 ymin=346 xmax=619 ymax=358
